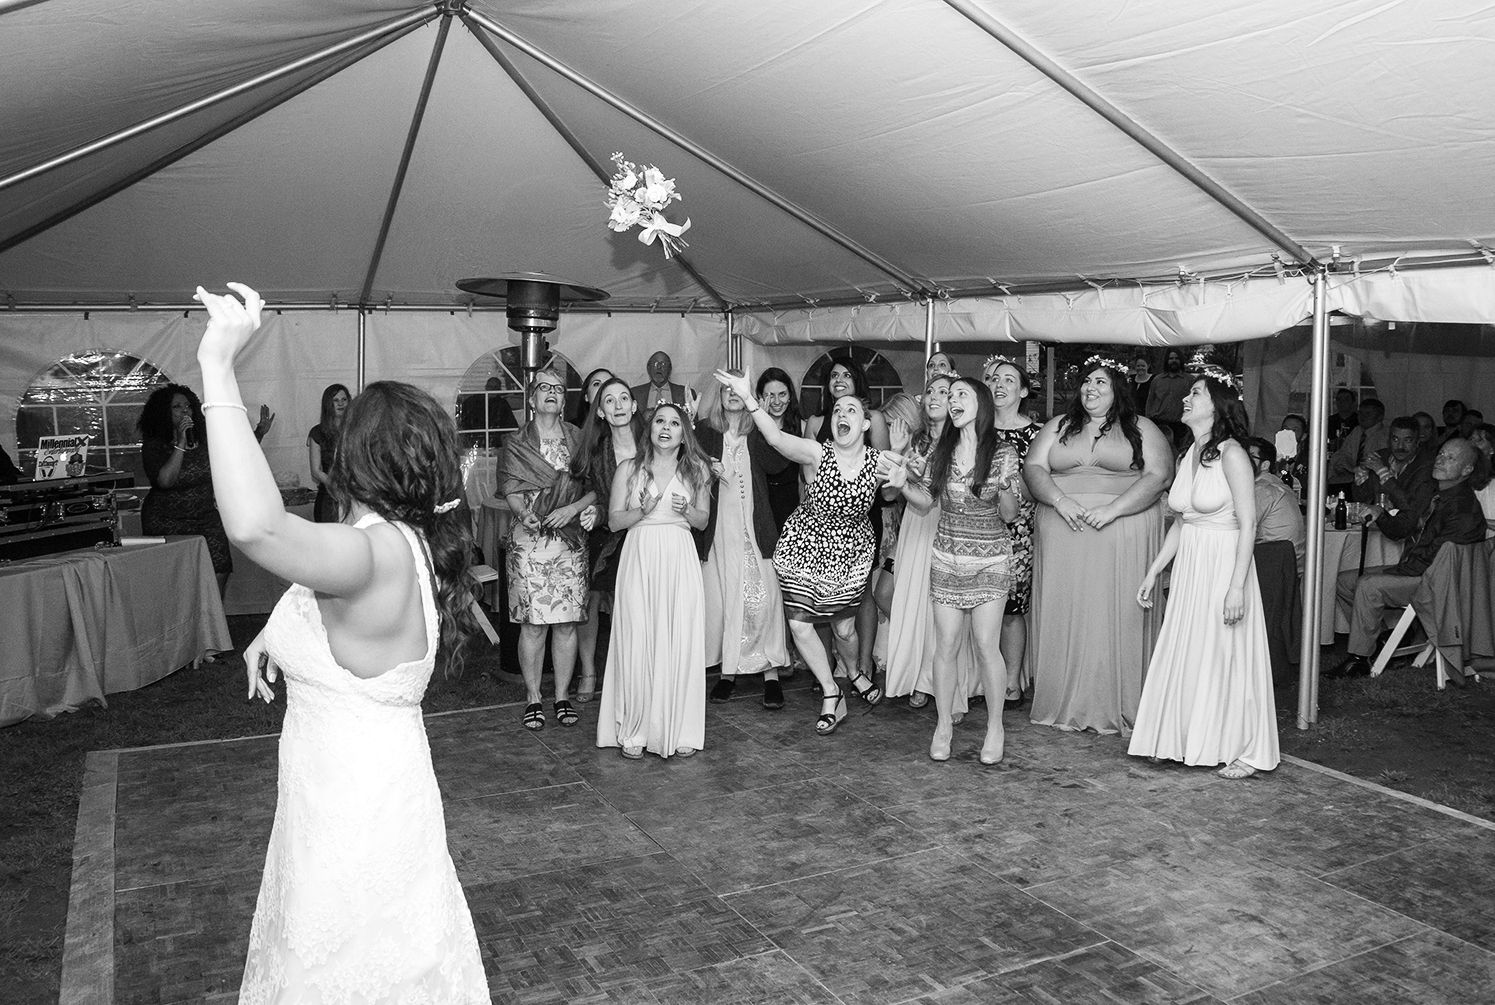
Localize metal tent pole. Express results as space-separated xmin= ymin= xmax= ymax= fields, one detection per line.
xmin=727 ymin=308 xmax=741 ymax=370
xmin=923 ymin=299 xmax=934 ymax=367
xmin=356 ymin=310 xmax=367 ymax=392
xmin=1297 ymin=269 xmax=1330 ymax=728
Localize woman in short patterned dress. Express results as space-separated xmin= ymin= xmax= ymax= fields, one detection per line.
xmin=714 ymin=367 xmax=886 ymax=735
xmin=885 ymin=379 xmax=1024 ymax=764
xmin=983 ymin=356 xmax=1040 ymax=709
xmin=498 ymin=369 xmax=597 ymax=731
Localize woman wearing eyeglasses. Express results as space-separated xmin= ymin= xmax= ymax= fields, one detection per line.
xmin=1025 ymin=356 xmax=1173 ymax=737
xmin=498 ymin=369 xmax=598 ymax=731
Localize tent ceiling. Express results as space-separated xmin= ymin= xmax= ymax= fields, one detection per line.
xmin=2 ymin=0 xmax=1494 ymax=310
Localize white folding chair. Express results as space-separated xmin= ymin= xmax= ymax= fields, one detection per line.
xmin=1370 ymin=604 xmax=1468 ymax=689
xmin=468 ymin=564 xmax=501 ymax=645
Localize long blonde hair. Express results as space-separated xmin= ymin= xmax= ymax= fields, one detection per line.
xmin=625 ymin=402 xmax=712 ymax=506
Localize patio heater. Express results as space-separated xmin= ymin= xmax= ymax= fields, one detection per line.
xmin=455 ymin=273 xmax=609 ymax=420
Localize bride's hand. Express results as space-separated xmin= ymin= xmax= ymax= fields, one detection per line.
xmin=244 ymin=629 xmax=278 ymax=703
xmin=195 ymin=283 xmax=264 ymax=369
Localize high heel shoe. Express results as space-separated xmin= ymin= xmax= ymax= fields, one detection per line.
xmin=929 ymin=724 xmax=952 ymax=762
xmin=978 ymin=740 xmax=1004 ymax=765
xmin=847 ymin=670 xmax=883 ymax=706
xmin=815 ymin=690 xmax=848 ymax=735
xmin=574 ymin=673 xmax=597 ymax=703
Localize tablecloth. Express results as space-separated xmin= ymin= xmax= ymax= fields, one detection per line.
xmin=1320 ymin=527 xmax=1405 ymax=644
xmin=0 ymin=537 xmax=232 ymax=725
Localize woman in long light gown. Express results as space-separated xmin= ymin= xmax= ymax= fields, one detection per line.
xmin=597 ymin=402 xmax=711 ymax=759
xmin=1026 ymin=356 xmax=1174 ymax=736
xmin=885 ymin=376 xmax=953 ymax=706
xmin=884 ymin=379 xmax=1024 ymax=763
xmin=1131 ymin=370 xmax=1279 ymax=778
xmin=697 ymin=375 xmax=790 ymax=708
xmin=570 ymin=378 xmax=643 ymax=702
xmin=193 ymin=284 xmax=489 ymax=1005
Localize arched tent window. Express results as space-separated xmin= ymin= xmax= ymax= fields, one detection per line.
xmin=800 ymin=346 xmax=904 ymax=420
xmin=454 ymin=347 xmax=582 ymax=451
xmin=15 ymin=350 xmax=172 ymax=484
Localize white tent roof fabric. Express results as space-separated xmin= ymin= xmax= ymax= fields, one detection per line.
xmin=3 ymin=0 xmax=1495 ymax=337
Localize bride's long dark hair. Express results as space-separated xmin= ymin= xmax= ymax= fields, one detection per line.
xmin=1193 ymin=374 xmax=1252 ymax=464
xmin=327 ymin=381 xmax=480 ymax=677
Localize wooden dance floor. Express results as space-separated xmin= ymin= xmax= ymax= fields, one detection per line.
xmin=62 ymin=681 xmax=1495 ymax=1004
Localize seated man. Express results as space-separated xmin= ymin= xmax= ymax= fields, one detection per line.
xmin=1332 ymin=438 xmax=1489 ymax=676
xmin=1351 ymin=415 xmax=1434 ymax=521
xmin=1439 ymin=398 xmax=1466 ymax=439
xmin=1248 ymin=438 xmax=1306 ymax=682
xmin=1328 ymin=397 xmax=1387 ymax=493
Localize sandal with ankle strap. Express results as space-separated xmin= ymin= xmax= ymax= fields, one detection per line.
xmin=522 ymin=703 xmax=545 ymax=730
xmin=847 ymin=670 xmax=882 ymax=707
xmin=1217 ymin=760 xmax=1258 ymax=780
xmin=815 ymin=690 xmax=848 ymax=735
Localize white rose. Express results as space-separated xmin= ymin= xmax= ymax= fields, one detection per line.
xmin=608 ymin=197 xmax=642 ymax=231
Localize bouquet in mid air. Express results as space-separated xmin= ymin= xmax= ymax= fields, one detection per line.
xmin=605 ymin=152 xmax=690 ymax=259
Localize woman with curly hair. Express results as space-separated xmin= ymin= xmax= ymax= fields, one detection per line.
xmin=1025 ymin=355 xmax=1173 ymax=735
xmin=139 ymin=383 xmax=234 ymax=595
xmin=1131 ymin=369 xmax=1278 ymax=779
xmin=191 ymin=284 xmax=488 ymax=1004
xmin=597 ymin=402 xmax=712 ymax=758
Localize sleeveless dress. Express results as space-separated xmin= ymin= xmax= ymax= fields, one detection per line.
xmin=772 ymin=441 xmax=879 ymax=622
xmin=308 ymin=424 xmax=338 ymax=523
xmin=239 ymin=515 xmax=489 ymax=1005
xmin=885 ymin=439 xmax=942 ymax=698
xmin=141 ymin=437 xmax=232 ymax=574
xmin=1129 ymin=446 xmax=1280 ymax=771
xmin=702 ymin=431 xmax=789 ymax=676
xmin=1029 ymin=425 xmax=1165 ymax=735
xmin=928 ymin=446 xmax=1019 ymax=609
xmin=992 ymin=422 xmax=1039 ymax=615
xmin=597 ymin=472 xmax=707 ymax=756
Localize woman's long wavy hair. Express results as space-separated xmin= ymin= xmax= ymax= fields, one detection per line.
xmin=1058 ymin=362 xmax=1144 ymax=470
xmin=928 ymin=379 xmax=1003 ymax=500
xmin=138 ymin=384 xmax=203 ymax=444
xmin=625 ymin=402 xmax=712 ymax=507
xmin=318 ymin=383 xmax=350 ymax=444
xmin=755 ymin=367 xmax=803 ymax=433
xmin=570 ymin=377 xmax=645 ymax=499
xmin=574 ymin=367 xmax=614 ymax=425
xmin=814 ymin=356 xmax=873 ymax=442
xmin=1193 ymin=375 xmax=1252 ymax=465
xmin=917 ymin=374 xmax=955 ymax=452
xmin=326 ymin=381 xmax=480 ymax=678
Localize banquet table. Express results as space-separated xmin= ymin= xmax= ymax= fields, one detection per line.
xmin=1319 ymin=526 xmax=1406 ymax=644
xmin=0 ymin=536 xmax=232 ymax=726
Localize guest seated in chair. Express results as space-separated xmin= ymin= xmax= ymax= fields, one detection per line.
xmin=1466 ymin=422 xmax=1495 ymax=534
xmin=1249 ymin=438 xmax=1305 ymax=683
xmin=1331 ymin=438 xmax=1489 ymax=677
xmin=1351 ymin=415 xmax=1434 ymax=522
xmin=1328 ymin=397 xmax=1387 ymax=495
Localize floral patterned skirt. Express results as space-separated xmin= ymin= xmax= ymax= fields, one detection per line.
xmin=507 ymin=525 xmax=588 ymax=624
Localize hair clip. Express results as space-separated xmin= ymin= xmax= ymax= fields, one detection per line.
xmin=434 ymin=498 xmax=462 ymax=514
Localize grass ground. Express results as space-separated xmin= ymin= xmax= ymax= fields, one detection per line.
xmin=2 ymin=618 xmax=1492 ymax=1002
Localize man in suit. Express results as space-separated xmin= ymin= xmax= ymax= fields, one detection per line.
xmin=1331 ymin=438 xmax=1489 ymax=676
xmin=632 ymin=351 xmax=697 ymax=416
xmin=1351 ymin=415 xmax=1434 ymax=522
xmin=1328 ymin=397 xmax=1387 ymax=495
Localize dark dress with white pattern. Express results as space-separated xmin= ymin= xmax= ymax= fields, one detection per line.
xmin=772 ymin=441 xmax=878 ymax=622
xmin=992 ymin=421 xmax=1039 ymax=615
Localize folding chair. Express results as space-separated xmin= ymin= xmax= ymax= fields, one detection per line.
xmin=1368 ymin=605 xmax=1463 ymax=689
xmin=468 ymin=564 xmax=501 ymax=645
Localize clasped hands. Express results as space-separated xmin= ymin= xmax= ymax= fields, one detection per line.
xmin=1054 ymin=494 xmax=1117 ymax=531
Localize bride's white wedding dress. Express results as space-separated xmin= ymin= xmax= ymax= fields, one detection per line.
xmin=238 ymin=514 xmax=489 ymax=1004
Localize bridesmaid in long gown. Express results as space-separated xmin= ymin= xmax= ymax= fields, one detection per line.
xmin=193 ymin=284 xmax=489 ymax=1004
xmin=1131 ymin=369 xmax=1279 ymax=778
xmin=597 ymin=402 xmax=711 ymax=759
xmin=1025 ymin=356 xmax=1174 ymax=735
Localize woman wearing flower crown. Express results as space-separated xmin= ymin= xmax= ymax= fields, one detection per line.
xmin=190 ymin=284 xmax=490 ymax=1004
xmin=983 ymin=355 xmax=1040 ymax=709
xmin=1130 ymin=369 xmax=1279 ymax=778
xmin=597 ymin=401 xmax=711 ymax=758
xmin=1025 ymin=355 xmax=1173 ymax=735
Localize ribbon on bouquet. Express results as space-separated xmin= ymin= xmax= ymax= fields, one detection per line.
xmin=637 ymin=213 xmax=691 ymax=258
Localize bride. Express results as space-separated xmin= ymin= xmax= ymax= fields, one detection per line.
xmin=193 ymin=283 xmax=490 ymax=1004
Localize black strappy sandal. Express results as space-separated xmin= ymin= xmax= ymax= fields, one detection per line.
xmin=554 ymin=699 xmax=579 ymax=727
xmin=522 ymin=702 xmax=545 ymax=730
xmin=815 ymin=690 xmax=848 ymax=735
xmin=847 ymin=670 xmax=883 ymax=707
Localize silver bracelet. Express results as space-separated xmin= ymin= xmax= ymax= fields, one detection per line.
xmin=201 ymin=401 xmax=248 ymax=412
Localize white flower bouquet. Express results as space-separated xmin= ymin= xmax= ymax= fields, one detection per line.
xmin=605 ymin=152 xmax=691 ymax=259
